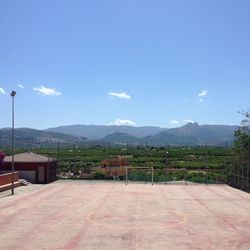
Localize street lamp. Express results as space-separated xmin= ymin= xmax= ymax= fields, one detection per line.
xmin=10 ymin=90 xmax=16 ymax=195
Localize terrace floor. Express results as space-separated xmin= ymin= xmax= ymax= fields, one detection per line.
xmin=0 ymin=180 xmax=250 ymax=250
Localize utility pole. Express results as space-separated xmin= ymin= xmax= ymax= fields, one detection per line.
xmin=206 ymin=144 xmax=208 ymax=184
xmin=10 ymin=91 xmax=16 ymax=195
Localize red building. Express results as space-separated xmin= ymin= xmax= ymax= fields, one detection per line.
xmin=0 ymin=151 xmax=5 ymax=166
xmin=2 ymin=152 xmax=57 ymax=184
xmin=0 ymin=151 xmax=21 ymax=191
xmin=101 ymin=156 xmax=128 ymax=179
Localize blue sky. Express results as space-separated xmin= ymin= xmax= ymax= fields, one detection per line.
xmin=0 ymin=0 xmax=249 ymax=129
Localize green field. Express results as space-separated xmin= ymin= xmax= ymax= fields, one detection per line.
xmin=2 ymin=145 xmax=236 ymax=183
xmin=15 ymin=146 xmax=235 ymax=183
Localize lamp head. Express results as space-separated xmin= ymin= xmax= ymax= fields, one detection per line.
xmin=10 ymin=91 xmax=16 ymax=97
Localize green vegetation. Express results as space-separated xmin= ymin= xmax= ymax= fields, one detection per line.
xmin=28 ymin=145 xmax=233 ymax=183
xmin=234 ymin=112 xmax=250 ymax=160
xmin=227 ymin=111 xmax=250 ymax=191
xmin=2 ymin=144 xmax=237 ymax=184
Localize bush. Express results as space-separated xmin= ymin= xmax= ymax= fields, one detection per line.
xmin=93 ymin=171 xmax=105 ymax=179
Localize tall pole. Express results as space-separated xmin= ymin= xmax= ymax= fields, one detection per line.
xmin=151 ymin=167 xmax=154 ymax=185
xmin=165 ymin=148 xmax=168 ymax=185
xmin=57 ymin=142 xmax=60 ymax=176
xmin=184 ymin=145 xmax=187 ymax=185
xmin=11 ymin=91 xmax=16 ymax=195
xmin=74 ymin=141 xmax=77 ymax=174
xmin=125 ymin=166 xmax=128 ymax=185
xmin=205 ymin=144 xmax=208 ymax=184
xmin=108 ymin=143 xmax=111 ymax=179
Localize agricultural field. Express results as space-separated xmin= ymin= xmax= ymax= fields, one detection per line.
xmin=2 ymin=145 xmax=236 ymax=183
xmin=23 ymin=146 xmax=236 ymax=183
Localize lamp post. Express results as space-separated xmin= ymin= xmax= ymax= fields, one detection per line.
xmin=10 ymin=90 xmax=16 ymax=195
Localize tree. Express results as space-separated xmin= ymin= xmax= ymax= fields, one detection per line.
xmin=232 ymin=111 xmax=250 ymax=191
xmin=234 ymin=111 xmax=250 ymax=160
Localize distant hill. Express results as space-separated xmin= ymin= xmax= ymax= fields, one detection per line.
xmin=99 ymin=123 xmax=238 ymax=146
xmin=46 ymin=123 xmax=238 ymax=146
xmin=0 ymin=123 xmax=239 ymax=147
xmin=163 ymin=122 xmax=238 ymax=145
xmin=142 ymin=133 xmax=199 ymax=146
xmin=0 ymin=128 xmax=87 ymax=147
xmin=45 ymin=125 xmax=163 ymax=139
xmin=101 ymin=132 xmax=140 ymax=145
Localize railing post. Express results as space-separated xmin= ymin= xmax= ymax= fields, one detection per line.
xmin=152 ymin=167 xmax=154 ymax=185
xmin=125 ymin=166 xmax=128 ymax=185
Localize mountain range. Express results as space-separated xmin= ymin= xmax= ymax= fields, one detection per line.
xmin=0 ymin=128 xmax=87 ymax=148
xmin=45 ymin=125 xmax=162 ymax=139
xmin=98 ymin=122 xmax=237 ymax=146
xmin=0 ymin=123 xmax=238 ymax=147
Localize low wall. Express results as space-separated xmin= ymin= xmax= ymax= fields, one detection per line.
xmin=0 ymin=172 xmax=19 ymax=186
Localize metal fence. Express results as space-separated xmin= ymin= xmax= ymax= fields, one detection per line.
xmin=124 ymin=167 xmax=226 ymax=185
xmin=35 ymin=147 xmax=249 ymax=190
xmin=226 ymin=161 xmax=250 ymax=192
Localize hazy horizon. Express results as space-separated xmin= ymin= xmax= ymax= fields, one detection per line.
xmin=0 ymin=121 xmax=240 ymax=131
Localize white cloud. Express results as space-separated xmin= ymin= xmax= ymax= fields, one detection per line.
xmin=198 ymin=89 xmax=208 ymax=102
xmin=33 ymin=85 xmax=62 ymax=96
xmin=170 ymin=120 xmax=179 ymax=125
xmin=18 ymin=84 xmax=24 ymax=89
xmin=198 ymin=89 xmax=208 ymax=97
xmin=0 ymin=87 xmax=6 ymax=94
xmin=108 ymin=92 xmax=131 ymax=99
xmin=183 ymin=119 xmax=195 ymax=123
xmin=108 ymin=119 xmax=136 ymax=126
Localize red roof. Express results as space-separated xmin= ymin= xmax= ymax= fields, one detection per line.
xmin=4 ymin=152 xmax=56 ymax=163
